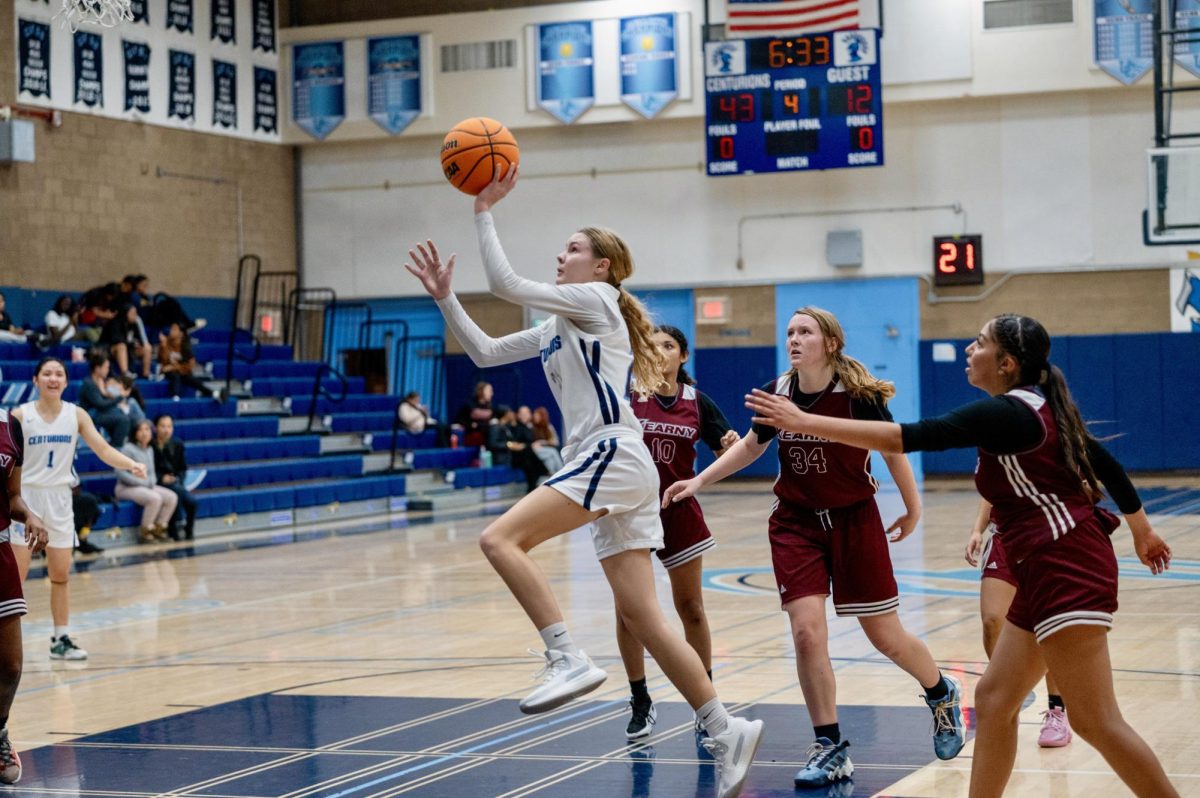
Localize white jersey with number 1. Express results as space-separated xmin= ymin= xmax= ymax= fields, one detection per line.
xmin=18 ymin=401 xmax=79 ymax=488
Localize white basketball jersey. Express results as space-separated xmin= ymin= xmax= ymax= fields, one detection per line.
xmin=18 ymin=401 xmax=79 ymax=488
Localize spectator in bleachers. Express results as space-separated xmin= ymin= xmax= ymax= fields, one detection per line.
xmin=397 ymin=391 xmax=450 ymax=447
xmin=101 ymin=305 xmax=152 ymax=379
xmin=79 ymin=351 xmax=131 ymax=447
xmin=44 ymin=295 xmax=78 ymax=346
xmin=107 ymin=374 xmax=147 ymax=428
xmin=454 ymin=381 xmax=494 ymax=447
xmin=0 ymin=292 xmax=30 ymax=344
xmin=114 ymin=420 xmax=177 ymax=543
xmin=486 ymin=406 xmax=517 ymax=467
xmin=71 ymin=483 xmax=103 ymax=555
xmin=510 ymin=406 xmax=549 ymax=493
xmin=158 ymin=323 xmax=217 ymax=400
xmin=76 ymin=283 xmax=119 ymax=343
xmin=530 ymin=406 xmax=565 ymax=474
xmin=153 ymin=415 xmax=197 ymax=541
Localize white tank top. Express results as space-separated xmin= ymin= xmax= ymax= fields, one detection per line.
xmin=18 ymin=401 xmax=80 ymax=488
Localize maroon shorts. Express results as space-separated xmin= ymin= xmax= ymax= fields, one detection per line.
xmin=656 ymin=497 xmax=715 ymax=570
xmin=980 ymin=530 xmax=1017 ymax=587
xmin=768 ymin=498 xmax=899 ymax=616
xmin=0 ymin=536 xmax=26 ymax=620
xmin=1006 ymin=515 xmax=1118 ymax=643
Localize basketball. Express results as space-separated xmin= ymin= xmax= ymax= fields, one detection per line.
xmin=440 ymin=117 xmax=520 ymax=196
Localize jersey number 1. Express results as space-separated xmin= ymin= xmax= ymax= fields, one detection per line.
xmin=47 ymin=451 xmax=54 ymax=470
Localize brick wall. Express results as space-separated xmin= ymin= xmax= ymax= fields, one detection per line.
xmin=0 ymin=2 xmax=296 ymax=300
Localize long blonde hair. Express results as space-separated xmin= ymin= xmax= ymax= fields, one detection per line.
xmin=792 ymin=306 xmax=895 ymax=402
xmin=578 ymin=227 xmax=663 ymax=395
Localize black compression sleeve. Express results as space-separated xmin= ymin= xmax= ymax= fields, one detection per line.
xmin=899 ymin=396 xmax=1044 ymax=454
xmin=696 ymin=390 xmax=733 ymax=452
xmin=1087 ymin=438 xmax=1142 ymax=514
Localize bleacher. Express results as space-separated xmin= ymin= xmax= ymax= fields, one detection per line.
xmin=0 ymin=327 xmax=524 ymax=545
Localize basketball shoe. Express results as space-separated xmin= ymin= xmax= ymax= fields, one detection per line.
xmin=702 ymin=716 xmax=764 ymax=798
xmin=923 ymin=674 xmax=966 ymax=759
xmin=1038 ymin=707 xmax=1072 ymax=747
xmin=518 ymin=649 xmax=606 ymax=714
xmin=0 ymin=729 xmax=21 ymax=784
xmin=626 ymin=698 xmax=657 ymax=740
xmin=50 ymin=635 xmax=87 ymax=661
xmin=794 ymin=738 xmax=853 ymax=787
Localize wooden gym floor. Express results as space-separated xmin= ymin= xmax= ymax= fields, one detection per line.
xmin=7 ymin=478 xmax=1200 ymax=797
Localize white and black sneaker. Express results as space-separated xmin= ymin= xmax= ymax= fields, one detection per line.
xmin=49 ymin=635 xmax=87 ymax=661
xmin=518 ymin=649 xmax=607 ymax=715
xmin=702 ymin=716 xmax=764 ymax=798
xmin=625 ymin=699 xmax=657 ymax=740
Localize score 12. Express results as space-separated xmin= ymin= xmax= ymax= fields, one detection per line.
xmin=932 ymin=235 xmax=983 ymax=286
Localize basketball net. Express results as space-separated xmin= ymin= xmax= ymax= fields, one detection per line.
xmin=57 ymin=0 xmax=134 ymax=32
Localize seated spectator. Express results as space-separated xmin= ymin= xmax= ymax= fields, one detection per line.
xmin=139 ymin=278 xmax=203 ymax=333
xmin=71 ymin=482 xmax=104 ymax=554
xmin=454 ymin=381 xmax=494 ymax=448
xmin=509 ymin=406 xmax=549 ymax=492
xmin=107 ymin=373 xmax=147 ymax=428
xmin=45 ymin=295 xmax=78 ymax=345
xmin=0 ymin=291 xmax=30 ymax=344
xmin=77 ymin=282 xmax=119 ymax=343
xmin=153 ymin=414 xmax=197 ymax=541
xmin=79 ymin=351 xmax=131 ymax=446
xmin=115 ymin=420 xmax=177 ymax=543
xmin=530 ymin=406 xmax=565 ymax=474
xmin=158 ymin=323 xmax=217 ymax=400
xmin=101 ymin=304 xmax=152 ymax=378
xmin=486 ymin=405 xmax=517 ymax=467
xmin=397 ymin=391 xmax=450 ymax=447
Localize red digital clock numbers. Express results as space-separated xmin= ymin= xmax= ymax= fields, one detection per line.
xmin=713 ymin=92 xmax=755 ymax=122
xmin=932 ymin=235 xmax=984 ymax=286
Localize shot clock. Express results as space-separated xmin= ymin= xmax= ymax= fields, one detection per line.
xmin=703 ymin=29 xmax=883 ymax=176
xmin=932 ymin=235 xmax=984 ymax=286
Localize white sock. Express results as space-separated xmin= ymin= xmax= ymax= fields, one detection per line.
xmin=538 ymin=622 xmax=580 ymax=656
xmin=53 ymin=626 xmax=68 ymax=640
xmin=697 ymin=697 xmax=729 ymax=737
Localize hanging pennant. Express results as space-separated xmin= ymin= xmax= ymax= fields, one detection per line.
xmin=18 ymin=19 xmax=51 ymax=99
xmin=619 ymin=14 xmax=678 ymax=119
xmin=213 ymin=59 xmax=237 ymax=128
xmin=367 ymin=35 xmax=421 ymax=135
xmin=1094 ymin=0 xmax=1153 ymax=85
xmin=292 ymin=41 xmax=345 ymax=140
xmin=169 ymin=49 xmax=195 ymax=121
xmin=123 ymin=40 xmax=151 ymax=112
xmin=73 ymin=31 xmax=103 ymax=107
xmin=254 ymin=66 xmax=278 ymax=133
xmin=537 ymin=22 xmax=594 ymax=124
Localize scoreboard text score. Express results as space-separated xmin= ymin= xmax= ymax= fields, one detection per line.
xmin=703 ymin=29 xmax=883 ymax=176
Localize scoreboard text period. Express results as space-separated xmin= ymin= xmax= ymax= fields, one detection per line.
xmin=703 ymin=29 xmax=883 ymax=176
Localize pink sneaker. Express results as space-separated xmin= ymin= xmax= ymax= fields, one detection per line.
xmin=1037 ymin=707 xmax=1072 ymax=748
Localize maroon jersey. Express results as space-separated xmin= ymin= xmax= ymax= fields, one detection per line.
xmin=753 ymin=374 xmax=891 ymax=510
xmin=974 ymin=388 xmax=1112 ymax=563
xmin=0 ymin=409 xmax=23 ymax=531
xmin=632 ymin=384 xmax=732 ymax=498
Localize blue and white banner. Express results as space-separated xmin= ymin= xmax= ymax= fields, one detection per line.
xmin=1172 ymin=266 xmax=1200 ymax=332
xmin=213 ymin=59 xmax=237 ymax=127
xmin=254 ymin=66 xmax=277 ymax=133
xmin=537 ymin=22 xmax=594 ymax=124
xmin=18 ymin=19 xmax=50 ymax=99
xmin=129 ymin=0 xmax=148 ymax=24
xmin=619 ymin=14 xmax=677 ymax=119
xmin=1094 ymin=0 xmax=1153 ymax=85
xmin=211 ymin=0 xmax=235 ymax=44
xmin=292 ymin=41 xmax=345 ymax=140
xmin=367 ymin=35 xmax=421 ymax=135
xmin=123 ymin=40 xmax=151 ymax=112
xmin=169 ymin=49 xmax=195 ymax=121
xmin=1175 ymin=0 xmax=1200 ymax=77
xmin=253 ymin=0 xmax=276 ymax=53
xmin=73 ymin=31 xmax=103 ymax=107
xmin=167 ymin=0 xmax=193 ymax=34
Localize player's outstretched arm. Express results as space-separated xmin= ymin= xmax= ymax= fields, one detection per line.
xmin=76 ymin=408 xmax=145 ymax=479
xmin=663 ymin=432 xmax=768 ymax=507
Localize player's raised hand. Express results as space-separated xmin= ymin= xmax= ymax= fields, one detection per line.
xmin=475 ymin=164 xmax=519 ymax=214
xmin=404 ymin=240 xmax=457 ymax=301
xmin=746 ymin=388 xmax=808 ymax=433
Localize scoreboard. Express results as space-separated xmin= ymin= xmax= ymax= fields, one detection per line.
xmin=703 ymin=29 xmax=883 ymax=176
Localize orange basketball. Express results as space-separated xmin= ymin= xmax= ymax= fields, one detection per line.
xmin=440 ymin=117 xmax=520 ymax=196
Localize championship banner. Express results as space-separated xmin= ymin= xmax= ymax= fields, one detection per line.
xmin=254 ymin=66 xmax=277 ymax=133
xmin=619 ymin=14 xmax=677 ymax=119
xmin=18 ymin=19 xmax=50 ymax=99
xmin=1173 ymin=261 xmax=1200 ymax=332
xmin=1094 ymin=0 xmax=1153 ymax=84
xmin=211 ymin=0 xmax=235 ymax=44
xmin=123 ymin=40 xmax=151 ymax=112
xmin=169 ymin=49 xmax=195 ymax=121
xmin=73 ymin=31 xmax=103 ymax=107
xmin=167 ymin=0 xmax=193 ymax=34
xmin=1175 ymin=0 xmax=1200 ymax=77
xmin=129 ymin=0 xmax=148 ymax=24
xmin=213 ymin=59 xmax=237 ymax=128
xmin=292 ymin=41 xmax=345 ymax=140
xmin=253 ymin=0 xmax=276 ymax=53
xmin=536 ymin=22 xmax=594 ymax=124
xmin=367 ymin=35 xmax=421 ymax=135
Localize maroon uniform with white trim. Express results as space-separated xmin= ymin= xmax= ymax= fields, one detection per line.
xmin=975 ymin=388 xmax=1121 ymax=641
xmin=979 ymin=525 xmax=1017 ymax=587
xmin=753 ymin=375 xmax=900 ymax=616
xmin=0 ymin=409 xmax=28 ymax=620
xmin=632 ymin=384 xmax=732 ymax=569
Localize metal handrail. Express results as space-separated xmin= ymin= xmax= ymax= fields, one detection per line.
xmin=305 ymin=363 xmax=349 ymax=434
xmin=225 ymin=254 xmax=261 ymax=397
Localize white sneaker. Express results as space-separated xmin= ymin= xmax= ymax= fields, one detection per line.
xmin=518 ymin=649 xmax=607 ymax=715
xmin=702 ymin=717 xmax=764 ymax=798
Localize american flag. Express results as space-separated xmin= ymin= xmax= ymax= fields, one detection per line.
xmin=725 ymin=0 xmax=859 ymax=38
